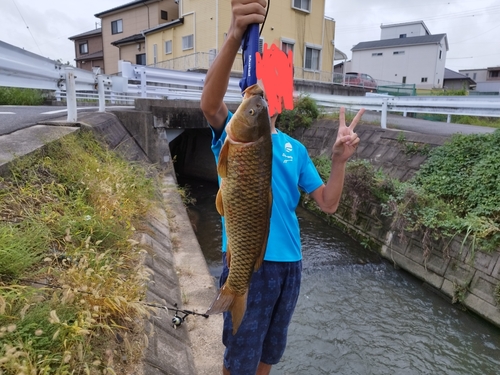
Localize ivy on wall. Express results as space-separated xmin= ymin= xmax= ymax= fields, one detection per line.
xmin=311 ymin=129 xmax=500 ymax=304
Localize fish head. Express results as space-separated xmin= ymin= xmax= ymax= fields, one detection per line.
xmin=226 ymin=84 xmax=271 ymax=143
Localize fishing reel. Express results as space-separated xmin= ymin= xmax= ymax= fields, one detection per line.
xmin=169 ymin=303 xmax=209 ymax=329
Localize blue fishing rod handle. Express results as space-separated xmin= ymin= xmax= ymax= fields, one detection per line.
xmin=239 ymin=23 xmax=260 ymax=93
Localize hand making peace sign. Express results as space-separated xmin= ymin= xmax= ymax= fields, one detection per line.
xmin=332 ymin=107 xmax=365 ymax=162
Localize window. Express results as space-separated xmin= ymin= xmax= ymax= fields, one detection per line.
xmin=79 ymin=42 xmax=88 ymax=54
xmin=421 ymin=77 xmax=428 ymax=82
xmin=153 ymin=44 xmax=158 ymax=64
xmin=372 ymin=52 xmax=383 ymax=57
xmin=182 ymin=34 xmax=194 ymax=50
xmin=399 ymin=34 xmax=407 ymax=38
xmin=136 ymin=54 xmax=146 ymax=65
xmin=305 ymin=46 xmax=320 ymax=71
xmin=111 ymin=19 xmax=123 ymax=34
xmin=161 ymin=10 xmax=168 ymax=20
xmin=473 ymin=73 xmax=477 ymax=80
xmin=282 ymin=41 xmax=294 ymax=55
xmin=490 ymin=71 xmax=499 ymax=78
xmin=293 ymin=0 xmax=311 ymax=12
xmin=439 ymin=50 xmax=442 ymax=59
xmin=165 ymin=40 xmax=172 ymax=54
xmin=402 ymin=76 xmax=407 ymax=84
xmin=393 ymin=51 xmax=405 ymax=55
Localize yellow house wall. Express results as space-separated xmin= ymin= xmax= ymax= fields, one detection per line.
xmin=182 ymin=0 xmax=217 ymax=53
xmin=144 ymin=0 xmax=334 ymax=77
xmin=146 ymin=15 xmax=197 ymax=66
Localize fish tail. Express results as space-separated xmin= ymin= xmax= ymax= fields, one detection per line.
xmin=206 ymin=283 xmax=247 ymax=335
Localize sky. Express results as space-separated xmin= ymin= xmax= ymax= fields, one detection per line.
xmin=0 ymin=0 xmax=499 ymax=73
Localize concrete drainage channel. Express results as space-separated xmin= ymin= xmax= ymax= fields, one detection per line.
xmin=0 ymin=113 xmax=224 ymax=375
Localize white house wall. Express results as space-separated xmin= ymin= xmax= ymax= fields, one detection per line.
xmin=460 ymin=69 xmax=488 ymax=82
xmin=476 ymin=81 xmax=500 ymax=93
xmin=351 ymin=43 xmax=446 ymax=89
xmin=380 ymin=24 xmax=428 ymax=40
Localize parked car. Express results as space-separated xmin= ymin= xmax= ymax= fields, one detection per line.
xmin=344 ymin=72 xmax=378 ymax=89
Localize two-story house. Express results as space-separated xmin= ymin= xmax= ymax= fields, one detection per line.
xmin=459 ymin=67 xmax=500 ymax=94
xmin=94 ymin=0 xmax=179 ymax=74
xmin=72 ymin=0 xmax=336 ymax=82
xmin=142 ymin=0 xmax=336 ymax=81
xmin=350 ymin=21 xmax=448 ymax=89
xmin=68 ymin=28 xmax=104 ymax=73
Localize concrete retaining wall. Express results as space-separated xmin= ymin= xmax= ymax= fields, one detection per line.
xmin=294 ymin=120 xmax=500 ymax=328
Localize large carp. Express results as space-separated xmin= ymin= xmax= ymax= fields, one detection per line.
xmin=206 ymin=84 xmax=273 ymax=335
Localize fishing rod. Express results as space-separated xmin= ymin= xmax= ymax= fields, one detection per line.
xmin=164 ymin=303 xmax=209 ymax=329
xmin=239 ymin=0 xmax=270 ymax=92
xmin=1 ymin=275 xmax=208 ymax=329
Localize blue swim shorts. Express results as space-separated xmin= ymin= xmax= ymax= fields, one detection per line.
xmin=219 ymin=252 xmax=302 ymax=375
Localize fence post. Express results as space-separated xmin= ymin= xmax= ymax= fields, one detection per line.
xmin=97 ymin=75 xmax=106 ymax=112
xmin=140 ymin=67 xmax=147 ymax=98
xmin=65 ymin=67 xmax=77 ymax=122
xmin=381 ymin=98 xmax=388 ymax=129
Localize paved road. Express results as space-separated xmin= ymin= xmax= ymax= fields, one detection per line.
xmin=360 ymin=110 xmax=496 ymax=136
xmin=0 ymin=106 xmax=91 ymax=135
xmin=0 ymin=106 xmax=132 ymax=135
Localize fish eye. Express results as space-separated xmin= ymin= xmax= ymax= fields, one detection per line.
xmin=249 ymin=108 xmax=255 ymax=116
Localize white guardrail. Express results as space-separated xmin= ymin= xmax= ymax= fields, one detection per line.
xmin=1 ymin=40 xmax=500 ymax=128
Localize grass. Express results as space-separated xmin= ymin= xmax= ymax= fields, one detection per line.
xmin=0 ymin=87 xmax=46 ymax=105
xmin=0 ymin=130 xmax=160 ymax=374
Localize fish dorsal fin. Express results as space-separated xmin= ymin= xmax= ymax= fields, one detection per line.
xmin=254 ymin=188 xmax=273 ymax=271
xmin=217 ymin=140 xmax=229 ymax=178
xmin=215 ymin=188 xmax=224 ymax=216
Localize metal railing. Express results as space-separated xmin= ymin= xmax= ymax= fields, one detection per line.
xmin=1 ymin=40 xmax=499 ymax=128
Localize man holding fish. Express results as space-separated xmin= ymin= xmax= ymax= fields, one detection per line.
xmin=200 ymin=1 xmax=365 ymax=374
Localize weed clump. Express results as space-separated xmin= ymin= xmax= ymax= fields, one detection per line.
xmin=312 ymin=129 xmax=500 ymax=260
xmin=0 ymin=131 xmax=158 ymax=374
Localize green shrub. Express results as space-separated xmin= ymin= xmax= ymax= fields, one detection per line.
xmin=0 ymin=87 xmax=45 ymax=105
xmin=276 ymin=95 xmax=320 ymax=134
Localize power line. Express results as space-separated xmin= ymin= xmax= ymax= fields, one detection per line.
xmin=11 ymin=0 xmax=43 ymax=55
xmin=334 ymin=5 xmax=500 ymax=33
xmin=453 ymin=22 xmax=500 ymax=43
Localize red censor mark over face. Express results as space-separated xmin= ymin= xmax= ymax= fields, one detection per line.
xmin=256 ymin=43 xmax=294 ymax=117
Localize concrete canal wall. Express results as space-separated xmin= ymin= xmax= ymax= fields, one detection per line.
xmin=293 ymin=120 xmax=500 ymax=328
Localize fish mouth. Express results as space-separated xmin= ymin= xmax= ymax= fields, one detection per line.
xmin=243 ymin=84 xmax=265 ymax=99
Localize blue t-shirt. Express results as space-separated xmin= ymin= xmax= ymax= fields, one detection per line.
xmin=211 ymin=111 xmax=324 ymax=262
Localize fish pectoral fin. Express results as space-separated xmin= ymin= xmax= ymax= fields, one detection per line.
xmin=217 ymin=140 xmax=230 ymax=178
xmin=205 ymin=284 xmax=248 ymax=335
xmin=254 ymin=188 xmax=273 ymax=272
xmin=215 ymin=188 xmax=224 ymax=216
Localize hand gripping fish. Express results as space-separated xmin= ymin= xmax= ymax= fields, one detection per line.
xmin=206 ymin=84 xmax=273 ymax=335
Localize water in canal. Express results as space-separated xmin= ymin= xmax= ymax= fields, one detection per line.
xmin=181 ymin=177 xmax=500 ymax=375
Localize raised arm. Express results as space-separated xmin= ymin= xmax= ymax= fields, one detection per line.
xmin=310 ymin=107 xmax=365 ymax=214
xmin=200 ymin=0 xmax=267 ymax=131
